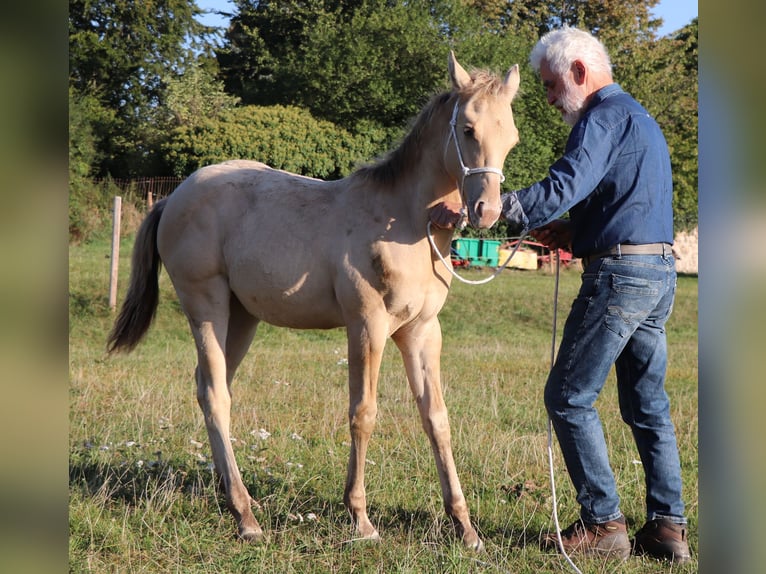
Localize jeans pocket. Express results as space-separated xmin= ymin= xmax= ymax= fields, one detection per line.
xmin=604 ymin=273 xmax=663 ymax=338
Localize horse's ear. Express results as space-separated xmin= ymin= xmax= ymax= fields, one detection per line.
xmin=503 ymin=64 xmax=521 ymax=99
xmin=448 ymin=51 xmax=472 ymax=90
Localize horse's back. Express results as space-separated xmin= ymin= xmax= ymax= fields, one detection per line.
xmin=159 ymin=160 xmax=337 ymax=253
xmin=155 ymin=159 xmax=447 ymax=333
xmin=157 ymin=160 xmax=351 ymax=328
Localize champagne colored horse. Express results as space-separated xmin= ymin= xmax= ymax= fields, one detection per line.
xmin=108 ymin=53 xmax=520 ymax=549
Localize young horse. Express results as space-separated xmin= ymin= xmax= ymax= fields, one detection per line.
xmin=108 ymin=53 xmax=520 ymax=550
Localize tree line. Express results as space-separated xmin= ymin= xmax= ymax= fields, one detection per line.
xmin=69 ymin=0 xmax=697 ymax=240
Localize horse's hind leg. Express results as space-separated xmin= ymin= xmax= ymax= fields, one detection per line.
xmin=184 ymin=279 xmax=262 ymax=541
xmin=225 ymin=294 xmax=260 ymax=387
xmin=392 ymin=318 xmax=482 ymax=550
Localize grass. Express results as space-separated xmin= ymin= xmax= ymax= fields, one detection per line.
xmin=69 ymin=237 xmax=698 ymax=573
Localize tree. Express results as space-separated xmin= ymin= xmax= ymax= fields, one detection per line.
xmin=484 ymin=0 xmax=697 ymax=231
xmin=218 ymin=0 xmax=450 ymax=132
xmin=161 ymin=62 xmax=241 ymax=128
xmin=69 ymin=0 xmax=217 ymax=176
xmin=651 ymin=20 xmax=698 ymax=231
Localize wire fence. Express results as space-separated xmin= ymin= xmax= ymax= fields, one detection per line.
xmin=92 ymin=176 xmax=184 ymax=206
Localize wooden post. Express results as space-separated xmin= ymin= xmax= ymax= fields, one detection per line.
xmin=109 ymin=196 xmax=122 ymax=310
xmin=147 ymin=177 xmax=154 ymax=210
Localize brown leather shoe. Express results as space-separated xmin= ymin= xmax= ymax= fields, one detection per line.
xmin=542 ymin=515 xmax=631 ymax=559
xmin=633 ymin=518 xmax=691 ymax=563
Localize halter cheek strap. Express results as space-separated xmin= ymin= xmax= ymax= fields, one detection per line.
xmin=447 ymin=102 xmax=506 ymax=184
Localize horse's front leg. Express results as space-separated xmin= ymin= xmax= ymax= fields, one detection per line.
xmin=343 ymin=320 xmax=387 ymax=541
xmin=393 ymin=317 xmax=483 ymax=551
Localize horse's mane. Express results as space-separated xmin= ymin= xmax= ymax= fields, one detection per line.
xmin=355 ymin=69 xmax=507 ymax=187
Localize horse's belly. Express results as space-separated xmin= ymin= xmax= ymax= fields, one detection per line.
xmin=232 ymin=278 xmax=345 ymax=329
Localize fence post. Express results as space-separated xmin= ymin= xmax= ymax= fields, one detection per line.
xmin=147 ymin=177 xmax=154 ymax=210
xmin=109 ymin=196 xmax=122 ymax=310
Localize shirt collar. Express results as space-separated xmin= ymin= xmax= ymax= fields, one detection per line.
xmin=585 ymin=83 xmax=623 ymax=112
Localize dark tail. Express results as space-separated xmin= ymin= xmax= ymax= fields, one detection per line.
xmin=107 ymin=199 xmax=167 ymax=354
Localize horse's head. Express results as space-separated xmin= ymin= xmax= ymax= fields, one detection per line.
xmin=446 ymin=52 xmax=520 ymax=229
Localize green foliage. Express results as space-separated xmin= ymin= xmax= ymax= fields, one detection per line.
xmin=162 ymin=62 xmax=241 ymax=128
xmin=69 ymin=0 xmax=217 ymax=176
xmin=291 ymin=1 xmax=448 ymax=130
xmin=68 ymin=0 xmax=698 ymax=235
xmin=219 ymin=0 xmax=450 ymax=131
xmin=162 ymin=104 xmax=382 ymax=178
xmin=69 ymin=86 xmax=115 ymax=241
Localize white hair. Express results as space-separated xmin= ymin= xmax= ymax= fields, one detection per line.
xmin=529 ymin=25 xmax=612 ymax=77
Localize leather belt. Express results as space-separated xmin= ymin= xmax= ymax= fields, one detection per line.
xmin=582 ymin=243 xmax=672 ymax=268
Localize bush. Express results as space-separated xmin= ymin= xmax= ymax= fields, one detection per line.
xmin=161 ymin=105 xmax=387 ymax=179
xmin=69 ymin=178 xmax=145 ymax=243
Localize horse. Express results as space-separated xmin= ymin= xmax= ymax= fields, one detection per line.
xmin=108 ymin=52 xmax=520 ymax=550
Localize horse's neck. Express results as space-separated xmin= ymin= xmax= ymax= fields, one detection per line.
xmin=404 ymin=122 xmax=461 ymax=212
xmin=348 ymin=106 xmax=461 ymax=228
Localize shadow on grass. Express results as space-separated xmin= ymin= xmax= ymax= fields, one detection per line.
xmin=69 ymin=446 xmax=513 ymax=548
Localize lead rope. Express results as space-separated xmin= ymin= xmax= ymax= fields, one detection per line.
xmin=547 ymin=253 xmax=583 ymax=574
xmin=427 ymin=221 xmax=530 ymax=285
xmin=430 ymin=235 xmax=582 ymax=573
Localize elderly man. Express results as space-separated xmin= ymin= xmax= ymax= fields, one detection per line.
xmin=431 ymin=27 xmax=691 ymax=563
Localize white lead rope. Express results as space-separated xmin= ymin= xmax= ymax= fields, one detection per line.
xmin=439 ymin=97 xmax=581 ymax=571
xmin=546 ymin=253 xmax=584 ymax=574
xmin=430 ymin=228 xmax=583 ymax=572
xmin=426 ymin=221 xmax=530 ymax=285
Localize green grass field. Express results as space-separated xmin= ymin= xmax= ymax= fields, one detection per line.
xmin=69 ymin=237 xmax=698 ymax=573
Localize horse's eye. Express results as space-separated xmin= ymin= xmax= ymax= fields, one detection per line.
xmin=463 ymin=126 xmax=475 ymax=138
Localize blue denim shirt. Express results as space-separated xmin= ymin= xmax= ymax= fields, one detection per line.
xmin=507 ymin=84 xmax=674 ymax=258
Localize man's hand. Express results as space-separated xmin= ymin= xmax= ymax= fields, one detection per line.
xmin=429 ymin=202 xmax=465 ymax=230
xmin=530 ymin=219 xmax=572 ymax=250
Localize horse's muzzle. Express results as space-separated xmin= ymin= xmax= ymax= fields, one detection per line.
xmin=471 ymin=200 xmax=501 ymax=229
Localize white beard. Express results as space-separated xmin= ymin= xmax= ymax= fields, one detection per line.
xmin=558 ymin=80 xmax=586 ymax=127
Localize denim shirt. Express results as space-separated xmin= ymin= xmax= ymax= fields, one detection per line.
xmin=510 ymin=84 xmax=674 ymax=258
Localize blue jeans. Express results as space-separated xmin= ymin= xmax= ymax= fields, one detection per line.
xmin=544 ymin=254 xmax=686 ymax=525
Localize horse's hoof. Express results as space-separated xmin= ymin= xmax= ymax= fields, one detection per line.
xmin=344 ymin=527 xmax=381 ymax=545
xmin=462 ymin=531 xmax=484 ymax=551
xmin=357 ymin=528 xmax=381 ymax=543
xmin=238 ymin=526 xmax=264 ymax=542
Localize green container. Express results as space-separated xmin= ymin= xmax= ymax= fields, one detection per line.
xmin=481 ymin=239 xmax=502 ymax=267
xmin=451 ymin=238 xmax=502 ymax=267
xmin=452 ymin=238 xmax=481 ymax=264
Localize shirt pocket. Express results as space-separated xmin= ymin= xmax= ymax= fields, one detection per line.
xmin=604 ymin=273 xmax=663 ymax=338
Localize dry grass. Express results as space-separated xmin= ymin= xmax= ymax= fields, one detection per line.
xmin=70 ymin=238 xmax=698 ymax=573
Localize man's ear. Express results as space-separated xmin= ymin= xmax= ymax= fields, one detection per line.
xmin=572 ymin=60 xmax=587 ymax=85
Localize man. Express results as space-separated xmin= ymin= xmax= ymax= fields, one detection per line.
xmin=430 ymin=26 xmax=691 ymax=563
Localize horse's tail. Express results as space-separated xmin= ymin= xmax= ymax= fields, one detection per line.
xmin=107 ymin=198 xmax=167 ymax=354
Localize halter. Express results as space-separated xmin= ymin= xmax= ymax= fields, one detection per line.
xmin=446 ymin=101 xmax=506 ymax=189
xmin=428 ymin=100 xmax=527 ymax=285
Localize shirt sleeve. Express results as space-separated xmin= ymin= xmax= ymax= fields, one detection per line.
xmin=515 ymin=116 xmax=620 ymax=229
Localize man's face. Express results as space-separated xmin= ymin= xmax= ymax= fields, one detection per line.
xmin=540 ymin=60 xmax=586 ymax=127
